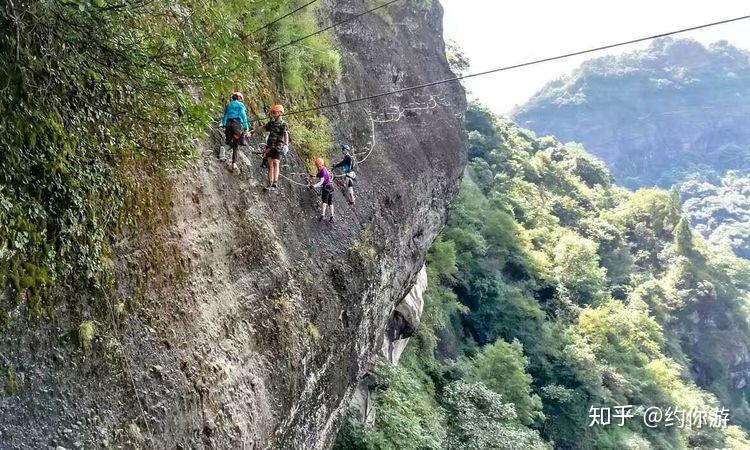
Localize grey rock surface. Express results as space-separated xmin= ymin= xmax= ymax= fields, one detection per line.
xmin=382 ymin=265 xmax=427 ymax=364
xmin=351 ymin=264 xmax=428 ymax=429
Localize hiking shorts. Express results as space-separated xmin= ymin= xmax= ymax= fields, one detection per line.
xmin=321 ymin=184 xmax=334 ymax=205
xmin=266 ymin=144 xmax=282 ymax=160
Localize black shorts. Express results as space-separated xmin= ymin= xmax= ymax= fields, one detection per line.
xmin=321 ymin=184 xmax=334 ymax=205
xmin=266 ymin=145 xmax=281 ymax=160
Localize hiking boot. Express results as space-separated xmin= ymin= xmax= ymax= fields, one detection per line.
xmin=318 ymin=215 xmax=324 ymax=221
xmin=329 ymin=216 xmax=335 ymax=223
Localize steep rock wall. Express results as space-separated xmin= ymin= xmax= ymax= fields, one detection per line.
xmin=382 ymin=265 xmax=427 ymax=365
xmin=0 ymin=1 xmax=465 ymax=448
xmin=351 ymin=264 xmax=428 ymax=426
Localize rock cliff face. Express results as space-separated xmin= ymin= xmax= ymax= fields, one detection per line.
xmin=382 ymin=265 xmax=427 ymax=365
xmin=0 ymin=1 xmax=466 ymax=448
xmin=352 ymin=265 xmax=427 ymax=426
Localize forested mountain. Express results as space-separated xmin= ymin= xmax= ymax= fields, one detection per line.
xmin=336 ymin=104 xmax=750 ymax=449
xmin=680 ymin=171 xmax=750 ymax=259
xmin=514 ymin=38 xmax=750 ymax=260
xmin=514 ymin=37 xmax=750 ymax=189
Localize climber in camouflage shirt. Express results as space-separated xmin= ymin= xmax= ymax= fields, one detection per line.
xmin=251 ymin=104 xmax=289 ymax=190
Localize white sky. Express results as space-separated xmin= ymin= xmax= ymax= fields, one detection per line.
xmin=441 ymin=0 xmax=750 ymax=115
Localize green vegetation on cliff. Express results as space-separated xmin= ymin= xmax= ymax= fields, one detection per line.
xmin=337 ymin=103 xmax=750 ymax=449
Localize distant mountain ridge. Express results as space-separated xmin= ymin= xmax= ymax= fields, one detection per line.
xmin=514 ymin=37 xmax=750 ymax=259
xmin=514 ymin=37 xmax=750 ymax=189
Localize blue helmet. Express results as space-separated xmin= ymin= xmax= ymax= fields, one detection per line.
xmin=341 ymin=144 xmax=351 ymax=153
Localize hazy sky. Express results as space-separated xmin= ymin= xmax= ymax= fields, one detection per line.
xmin=441 ymin=0 xmax=750 ymax=115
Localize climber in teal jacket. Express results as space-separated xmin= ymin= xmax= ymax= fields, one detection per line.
xmin=222 ymin=92 xmax=249 ymax=130
xmin=221 ymin=92 xmax=249 ymax=172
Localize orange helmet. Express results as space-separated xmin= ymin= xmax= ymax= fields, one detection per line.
xmin=271 ymin=104 xmax=284 ymax=114
xmin=314 ymin=157 xmax=324 ymax=168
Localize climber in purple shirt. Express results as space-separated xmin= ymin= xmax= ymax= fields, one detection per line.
xmin=312 ymin=157 xmax=335 ymax=222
